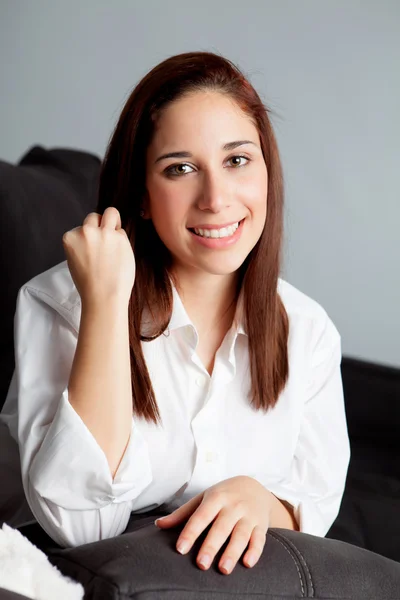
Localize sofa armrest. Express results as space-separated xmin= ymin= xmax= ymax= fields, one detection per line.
xmin=20 ymin=511 xmax=398 ymax=600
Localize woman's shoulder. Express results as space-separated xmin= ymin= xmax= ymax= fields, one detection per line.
xmin=277 ymin=277 xmax=341 ymax=348
xmin=278 ymin=277 xmax=328 ymax=319
xmin=17 ymin=260 xmax=80 ymax=331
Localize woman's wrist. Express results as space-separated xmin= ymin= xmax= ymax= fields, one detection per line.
xmin=269 ymin=493 xmax=299 ymax=531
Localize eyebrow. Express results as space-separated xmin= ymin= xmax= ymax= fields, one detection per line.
xmin=154 ymin=140 xmax=258 ymax=164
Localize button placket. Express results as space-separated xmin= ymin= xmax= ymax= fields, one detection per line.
xmin=188 ymin=413 xmax=223 ymax=492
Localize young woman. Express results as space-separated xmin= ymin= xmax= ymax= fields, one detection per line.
xmin=1 ymin=51 xmax=350 ymax=576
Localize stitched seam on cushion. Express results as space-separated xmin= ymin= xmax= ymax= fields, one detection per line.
xmin=315 ymin=597 xmax=400 ymax=600
xmin=52 ymin=555 xmax=307 ymax=599
xmin=133 ymin=591 xmax=303 ymax=599
xmin=268 ymin=531 xmax=305 ymax=597
xmin=272 ymin=531 xmax=314 ymax=597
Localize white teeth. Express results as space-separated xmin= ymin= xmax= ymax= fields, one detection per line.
xmin=194 ymin=221 xmax=240 ymax=239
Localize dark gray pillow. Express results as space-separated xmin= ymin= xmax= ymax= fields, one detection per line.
xmin=0 ymin=589 xmax=34 ymax=600
xmin=32 ymin=511 xmax=400 ymax=599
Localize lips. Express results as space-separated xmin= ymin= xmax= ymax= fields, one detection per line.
xmin=188 ymin=219 xmax=243 ymax=239
xmin=194 ymin=224 xmax=239 ymax=241
xmin=187 ymin=218 xmax=245 ymax=249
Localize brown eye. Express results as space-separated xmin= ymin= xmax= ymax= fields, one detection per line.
xmin=227 ymin=156 xmax=249 ymax=167
xmin=165 ymin=163 xmax=194 ymax=176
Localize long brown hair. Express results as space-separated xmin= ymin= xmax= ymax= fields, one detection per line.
xmin=97 ymin=51 xmax=289 ymax=425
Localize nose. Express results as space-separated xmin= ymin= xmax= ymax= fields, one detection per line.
xmin=196 ymin=169 xmax=231 ymax=213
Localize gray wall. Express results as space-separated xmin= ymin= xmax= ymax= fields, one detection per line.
xmin=1 ymin=0 xmax=399 ymax=367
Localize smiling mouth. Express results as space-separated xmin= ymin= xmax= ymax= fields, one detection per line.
xmin=188 ymin=219 xmax=244 ymax=239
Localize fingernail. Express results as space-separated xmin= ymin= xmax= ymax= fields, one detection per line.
xmin=246 ymin=553 xmax=256 ymax=567
xmin=220 ymin=558 xmax=233 ymax=573
xmin=199 ymin=554 xmax=211 ymax=568
xmin=177 ymin=542 xmax=188 ymax=554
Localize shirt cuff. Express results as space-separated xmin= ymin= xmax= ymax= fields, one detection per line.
xmin=28 ymin=389 xmax=153 ymax=510
xmin=252 ymin=478 xmax=328 ymax=537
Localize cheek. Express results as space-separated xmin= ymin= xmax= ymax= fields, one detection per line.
xmin=147 ymin=182 xmax=188 ymax=237
xmin=242 ymin=172 xmax=268 ymax=215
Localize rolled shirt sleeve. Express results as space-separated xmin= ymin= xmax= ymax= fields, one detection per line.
xmin=13 ymin=285 xmax=153 ymax=546
xmin=255 ymin=313 xmax=351 ymax=537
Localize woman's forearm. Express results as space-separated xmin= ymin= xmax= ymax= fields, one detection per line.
xmin=67 ymin=299 xmax=133 ymax=479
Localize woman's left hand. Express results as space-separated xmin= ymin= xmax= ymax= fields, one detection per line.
xmin=154 ymin=475 xmax=283 ymax=575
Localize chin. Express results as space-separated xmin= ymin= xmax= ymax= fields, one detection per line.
xmin=196 ymin=256 xmax=248 ymax=277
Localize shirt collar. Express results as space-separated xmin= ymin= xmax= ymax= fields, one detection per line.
xmin=168 ymin=284 xmax=193 ymax=332
xmin=168 ymin=282 xmax=247 ymax=337
xmin=233 ymin=288 xmax=246 ymax=336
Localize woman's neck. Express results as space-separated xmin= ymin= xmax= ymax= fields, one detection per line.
xmin=171 ymin=267 xmax=239 ymax=338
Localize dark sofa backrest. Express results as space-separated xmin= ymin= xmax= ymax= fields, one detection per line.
xmin=341 ymin=356 xmax=400 ymax=456
xmin=0 ymin=146 xmax=101 ymax=410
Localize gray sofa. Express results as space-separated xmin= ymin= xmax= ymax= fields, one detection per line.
xmin=1 ymin=146 xmax=399 ymax=599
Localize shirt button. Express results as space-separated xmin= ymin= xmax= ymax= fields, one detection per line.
xmin=196 ymin=375 xmax=207 ymax=387
xmin=205 ymin=451 xmax=216 ymax=463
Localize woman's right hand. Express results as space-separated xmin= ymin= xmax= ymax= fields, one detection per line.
xmin=62 ymin=207 xmax=136 ymax=307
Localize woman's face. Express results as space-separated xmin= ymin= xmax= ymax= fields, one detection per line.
xmin=145 ymin=91 xmax=268 ymax=277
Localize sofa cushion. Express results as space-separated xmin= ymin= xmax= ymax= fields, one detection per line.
xmin=341 ymin=357 xmax=400 ymax=453
xmin=328 ymin=467 xmax=400 ymax=562
xmin=327 ymin=357 xmax=400 ymax=561
xmin=0 ymin=146 xmax=101 ymax=410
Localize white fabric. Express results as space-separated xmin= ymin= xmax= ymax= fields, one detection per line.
xmin=0 ymin=260 xmax=350 ymax=548
xmin=0 ymin=523 xmax=84 ymax=600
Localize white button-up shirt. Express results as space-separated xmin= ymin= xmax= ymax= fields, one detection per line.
xmin=0 ymin=260 xmax=350 ymax=548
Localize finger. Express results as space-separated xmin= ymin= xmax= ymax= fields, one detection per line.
xmin=241 ymin=525 xmax=267 ymax=570
xmin=155 ymin=494 xmax=203 ymax=529
xmin=82 ymin=212 xmax=102 ymax=227
xmin=214 ymin=517 xmax=254 ymax=574
xmin=62 ymin=225 xmax=82 ymax=245
xmin=196 ymin=508 xmax=241 ymax=571
xmin=101 ymin=206 xmax=122 ymax=230
xmin=176 ymin=497 xmax=222 ymax=557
